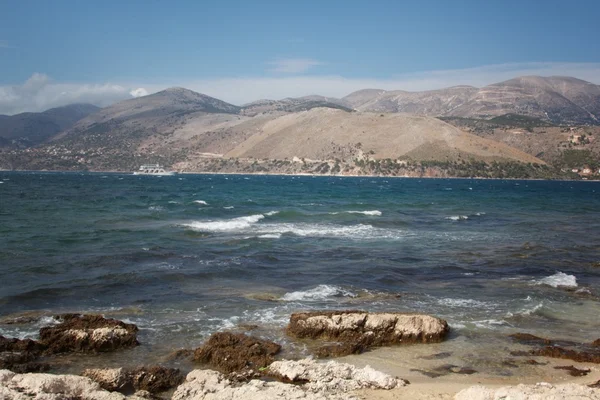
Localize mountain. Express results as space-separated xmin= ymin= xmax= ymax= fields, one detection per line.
xmin=0 ymin=104 xmax=100 ymax=147
xmin=240 ymin=96 xmax=352 ymax=116
xmin=223 ymin=108 xmax=543 ymax=164
xmin=53 ymin=87 xmax=242 ymax=148
xmin=343 ymin=76 xmax=600 ymax=125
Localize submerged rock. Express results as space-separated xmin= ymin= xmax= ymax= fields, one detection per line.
xmin=84 ymin=366 xmax=184 ymax=394
xmin=39 ymin=314 xmax=139 ymax=354
xmin=554 ymin=365 xmax=591 ymax=377
xmin=193 ymin=332 xmax=281 ymax=374
xmin=173 ymin=359 xmax=404 ymax=400
xmin=287 ymin=311 xmax=449 ymax=356
xmin=531 ymin=346 xmax=600 ymax=364
xmin=0 ymin=369 xmax=149 ymax=399
xmin=455 ymin=382 xmax=600 ymax=400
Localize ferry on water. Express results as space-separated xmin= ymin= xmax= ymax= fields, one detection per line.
xmin=133 ymin=164 xmax=176 ymax=176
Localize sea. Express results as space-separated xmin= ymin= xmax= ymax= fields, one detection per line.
xmin=1 ymin=171 xmax=599 ymax=374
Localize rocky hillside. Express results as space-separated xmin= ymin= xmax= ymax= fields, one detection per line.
xmin=0 ymin=103 xmax=99 ymax=147
xmin=344 ymin=76 xmax=600 ymax=125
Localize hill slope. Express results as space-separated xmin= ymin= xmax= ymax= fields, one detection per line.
xmin=0 ymin=104 xmax=100 ymax=146
xmin=224 ymin=108 xmax=543 ymax=164
xmin=343 ymin=76 xmax=600 ymax=125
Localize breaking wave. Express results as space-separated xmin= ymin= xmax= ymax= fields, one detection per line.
xmin=183 ymin=214 xmax=265 ymax=231
xmin=281 ymin=285 xmax=357 ymax=301
xmin=536 ymin=272 xmax=578 ymax=288
xmin=330 ymin=210 xmax=382 ymax=216
xmin=193 ymin=200 xmax=208 ymax=205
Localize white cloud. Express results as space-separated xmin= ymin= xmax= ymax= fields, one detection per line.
xmin=267 ymin=58 xmax=323 ymax=74
xmin=1 ymin=62 xmax=599 ymax=114
xmin=130 ymin=87 xmax=148 ymax=97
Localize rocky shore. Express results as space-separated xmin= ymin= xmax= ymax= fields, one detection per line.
xmin=1 ymin=311 xmax=599 ymax=399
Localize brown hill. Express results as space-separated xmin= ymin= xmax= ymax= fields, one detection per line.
xmin=344 ymin=76 xmax=600 ymax=125
xmin=224 ymin=108 xmax=543 ymax=164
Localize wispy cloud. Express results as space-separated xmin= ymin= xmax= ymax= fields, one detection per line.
xmin=267 ymin=58 xmax=323 ymax=74
xmin=1 ymin=62 xmax=599 ymax=114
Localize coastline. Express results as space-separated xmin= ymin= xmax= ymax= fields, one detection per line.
xmin=1 ymin=167 xmax=598 ymax=182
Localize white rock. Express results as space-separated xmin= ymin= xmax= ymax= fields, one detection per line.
xmin=269 ymin=358 xmax=405 ymax=392
xmin=455 ymin=383 xmax=600 ymax=400
xmin=0 ymin=369 xmax=147 ymax=400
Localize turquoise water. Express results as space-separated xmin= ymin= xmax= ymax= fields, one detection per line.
xmin=1 ymin=172 xmax=599 ymax=369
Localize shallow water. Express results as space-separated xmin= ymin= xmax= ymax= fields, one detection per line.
xmin=1 ymin=172 xmax=599 ymax=373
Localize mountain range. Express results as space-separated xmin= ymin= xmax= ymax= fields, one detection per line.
xmin=1 ymin=75 xmax=599 ymax=175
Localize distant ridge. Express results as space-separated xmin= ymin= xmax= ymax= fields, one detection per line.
xmin=343 ymin=76 xmax=600 ymax=125
xmin=0 ymin=103 xmax=100 ymax=147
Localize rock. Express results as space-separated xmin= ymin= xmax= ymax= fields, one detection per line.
xmin=173 ymin=368 xmax=353 ymax=400
xmin=267 ymin=358 xmax=407 ymax=391
xmin=83 ymin=367 xmax=130 ymax=392
xmin=509 ymin=333 xmax=553 ymax=345
xmin=554 ymin=365 xmax=591 ymax=377
xmin=314 ymin=341 xmax=367 ymax=358
xmin=531 ymin=346 xmax=600 ymax=363
xmin=173 ymin=359 xmax=405 ymax=400
xmin=455 ymin=382 xmax=600 ymax=400
xmin=592 ymin=339 xmax=600 ymax=347
xmin=590 ymin=381 xmax=600 ymax=389
xmin=0 ymin=369 xmax=131 ymax=399
xmin=0 ymin=336 xmax=49 ymax=373
xmin=164 ymin=348 xmax=194 ymax=362
xmin=287 ymin=311 xmax=449 ymax=355
xmin=39 ymin=314 xmax=139 ymax=354
xmin=84 ymin=366 xmax=184 ymax=394
xmin=193 ymin=332 xmax=281 ymax=374
xmin=129 ymin=366 xmax=185 ymax=393
xmin=418 ymin=352 xmax=453 ymax=360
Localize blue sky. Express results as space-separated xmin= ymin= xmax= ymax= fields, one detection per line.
xmin=1 ymin=0 xmax=599 ymax=113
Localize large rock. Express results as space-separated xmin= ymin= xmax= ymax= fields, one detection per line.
xmin=0 ymin=336 xmax=49 ymax=373
xmin=39 ymin=314 xmax=139 ymax=354
xmin=0 ymin=369 xmax=150 ymax=399
xmin=455 ymin=382 xmax=600 ymax=400
xmin=287 ymin=311 xmax=449 ymax=356
xmin=84 ymin=365 xmax=184 ymax=394
xmin=172 ymin=359 xmax=404 ymax=400
xmin=267 ymin=358 xmax=407 ymax=391
xmin=193 ymin=332 xmax=281 ymax=374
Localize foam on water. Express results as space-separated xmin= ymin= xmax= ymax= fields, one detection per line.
xmin=536 ymin=272 xmax=578 ymax=288
xmin=265 ymin=211 xmax=279 ymax=216
xmin=193 ymin=200 xmax=208 ymax=205
xmin=254 ymin=223 xmax=403 ymax=240
xmin=258 ymin=233 xmax=282 ymax=239
xmin=281 ymin=285 xmax=357 ymax=301
xmin=223 ymin=206 xmax=234 ymax=209
xmin=446 ymin=215 xmax=469 ymax=221
xmin=330 ymin=210 xmax=382 ymax=216
xmin=183 ymin=214 xmax=265 ymax=231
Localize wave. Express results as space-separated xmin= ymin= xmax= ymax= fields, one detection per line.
xmin=193 ymin=200 xmax=208 ymax=205
xmin=183 ymin=214 xmax=265 ymax=232
xmin=281 ymin=285 xmax=357 ymax=301
xmin=446 ymin=215 xmax=468 ymax=221
xmin=258 ymin=233 xmax=282 ymax=239
xmin=223 ymin=206 xmax=234 ymax=209
xmin=330 ymin=210 xmax=382 ymax=216
xmin=536 ymin=272 xmax=578 ymax=288
xmin=183 ymin=216 xmax=404 ymax=240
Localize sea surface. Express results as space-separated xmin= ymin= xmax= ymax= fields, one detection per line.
xmin=1 ymin=172 xmax=600 ymax=373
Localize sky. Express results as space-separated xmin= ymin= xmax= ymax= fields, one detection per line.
xmin=1 ymin=0 xmax=599 ymax=114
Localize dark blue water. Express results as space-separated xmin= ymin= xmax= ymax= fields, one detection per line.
xmin=1 ymin=172 xmax=599 ymax=369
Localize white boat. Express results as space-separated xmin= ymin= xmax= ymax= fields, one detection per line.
xmin=133 ymin=164 xmax=176 ymax=176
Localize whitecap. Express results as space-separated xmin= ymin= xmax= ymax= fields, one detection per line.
xmin=281 ymin=285 xmax=356 ymax=301
xmin=437 ymin=298 xmax=495 ymax=309
xmin=537 ymin=272 xmax=577 ymax=288
xmin=148 ymin=206 xmax=163 ymax=211
xmin=254 ymin=223 xmax=403 ymax=240
xmin=183 ymin=214 xmax=265 ymax=232
xmin=223 ymin=206 xmax=234 ymax=209
xmin=168 ymin=201 xmax=180 ymax=204
xmin=193 ymin=200 xmax=208 ymax=205
xmin=258 ymin=233 xmax=282 ymax=239
xmin=265 ymin=211 xmax=279 ymax=216
xmin=446 ymin=215 xmax=468 ymax=221
xmin=346 ymin=210 xmax=382 ymax=216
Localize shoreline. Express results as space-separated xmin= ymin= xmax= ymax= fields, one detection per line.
xmin=1 ymin=168 xmax=599 ymax=182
